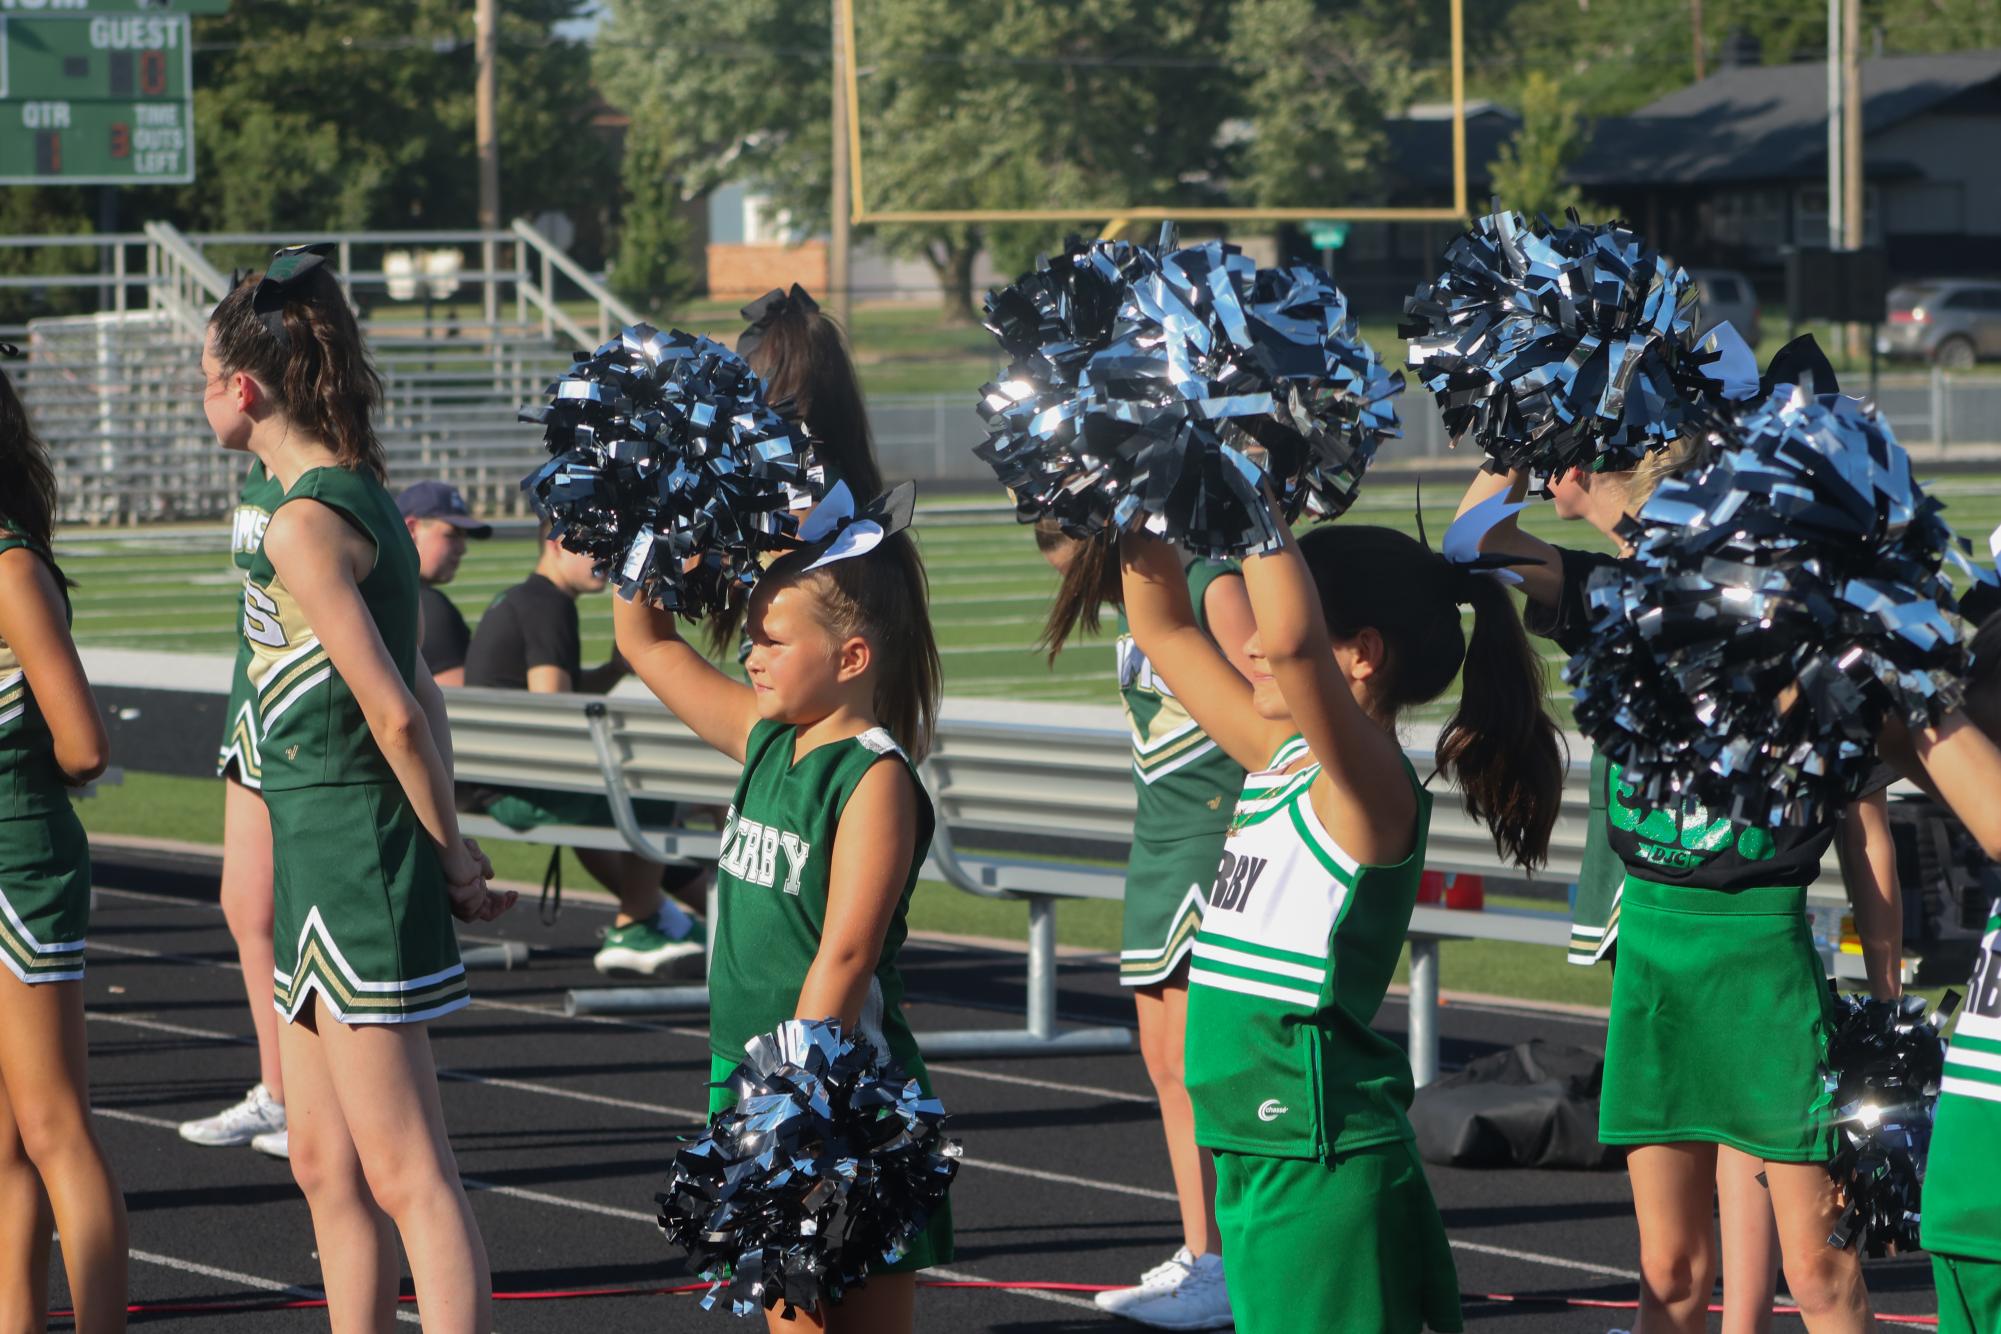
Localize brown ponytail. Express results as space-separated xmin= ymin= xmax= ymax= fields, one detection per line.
xmin=763 ymin=531 xmax=941 ymax=761
xmin=743 ymin=295 xmax=883 ymax=502
xmin=1297 ymin=524 xmax=1563 ymax=869
xmin=208 ymin=263 xmax=385 ymax=481
xmin=1033 ymin=520 xmax=1121 ymax=661
xmin=0 ymin=364 xmax=63 ymax=571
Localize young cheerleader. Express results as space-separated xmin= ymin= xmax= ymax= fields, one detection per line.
xmin=0 ymin=353 xmax=126 ymax=1333
xmin=1033 ymin=523 xmax=1249 ymax=1329
xmin=177 ymin=457 xmax=291 ymax=1157
xmin=613 ymin=482 xmax=949 ymax=1334
xmin=1120 ymin=506 xmax=1565 ymax=1334
xmin=203 ymin=246 xmax=514 ymax=1329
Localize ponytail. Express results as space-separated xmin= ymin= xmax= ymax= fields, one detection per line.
xmin=1436 ymin=570 xmax=1564 ymax=869
xmin=0 ymin=363 xmax=63 ymax=571
xmin=1033 ymin=521 xmax=1121 ymax=661
xmin=1298 ymin=524 xmax=1563 ymax=870
xmin=208 ymin=263 xmax=384 ymax=481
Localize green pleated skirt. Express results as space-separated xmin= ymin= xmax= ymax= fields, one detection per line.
xmin=1599 ymin=878 xmax=1834 ymax=1161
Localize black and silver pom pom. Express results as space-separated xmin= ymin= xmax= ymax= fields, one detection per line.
xmin=1402 ymin=208 xmax=1704 ymax=490
xmin=976 ymin=228 xmax=1401 ymax=557
xmin=1566 ymin=386 xmax=1973 ymax=828
xmin=656 ymin=1019 xmax=959 ymax=1317
xmin=520 ymin=325 xmax=804 ymax=614
xmin=1824 ymin=990 xmax=1958 ymax=1256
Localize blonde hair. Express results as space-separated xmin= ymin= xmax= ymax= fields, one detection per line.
xmin=1621 ymin=433 xmax=1712 ymax=510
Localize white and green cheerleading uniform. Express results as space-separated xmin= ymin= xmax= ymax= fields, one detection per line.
xmin=244 ymin=467 xmax=468 ymax=1025
xmin=217 ymin=460 xmax=284 ymax=788
xmin=1186 ymin=736 xmax=1461 ymax=1334
xmin=706 ymin=719 xmax=953 ymax=1272
xmin=1923 ymin=894 xmax=2001 ymax=1334
xmin=1115 ymin=558 xmax=1244 ymax=986
xmin=0 ymin=535 xmax=90 ymax=984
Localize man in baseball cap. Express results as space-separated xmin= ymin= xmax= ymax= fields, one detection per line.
xmin=398 ymin=480 xmax=491 ymax=685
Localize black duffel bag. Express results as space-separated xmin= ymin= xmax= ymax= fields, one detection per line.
xmin=1409 ymin=1039 xmax=1619 ymax=1170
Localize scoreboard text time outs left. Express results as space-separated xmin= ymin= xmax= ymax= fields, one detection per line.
xmin=0 ymin=14 xmax=194 ymax=183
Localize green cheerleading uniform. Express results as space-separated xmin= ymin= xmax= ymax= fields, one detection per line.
xmin=1522 ymin=545 xmax=1625 ymax=966
xmin=245 ymin=466 xmax=468 ymax=1026
xmin=0 ymin=534 xmax=90 ymax=985
xmin=1115 ymin=558 xmax=1244 ymax=986
xmin=1923 ymin=893 xmax=2001 ymax=1334
xmin=706 ymin=719 xmax=953 ymax=1273
xmin=1186 ymin=736 xmax=1461 ymax=1334
xmin=1597 ymin=763 xmax=1836 ymax=1160
xmin=217 ymin=460 xmax=285 ymax=788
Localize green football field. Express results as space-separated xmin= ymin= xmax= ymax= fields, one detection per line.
xmin=55 ymin=471 xmax=2001 ymax=720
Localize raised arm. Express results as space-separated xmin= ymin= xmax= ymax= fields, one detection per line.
xmin=1836 ymin=791 xmax=1902 ymax=999
xmin=611 ymin=593 xmax=759 ymax=764
xmin=1119 ymin=532 xmax=1286 ymax=773
xmin=0 ymin=547 xmax=107 ymax=785
xmin=1453 ymin=465 xmax=1566 ymax=609
xmin=266 ymin=503 xmax=511 ymax=922
xmin=794 ymin=760 xmax=918 ymax=1030
xmin=1238 ymin=516 xmax=1416 ymax=867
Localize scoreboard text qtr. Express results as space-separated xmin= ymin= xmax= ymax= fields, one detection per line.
xmin=1 ymin=13 xmax=195 ymax=184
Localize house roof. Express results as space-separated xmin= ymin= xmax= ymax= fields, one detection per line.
xmin=1571 ymin=51 xmax=2001 ymax=187
xmin=1381 ymin=105 xmax=1516 ymax=194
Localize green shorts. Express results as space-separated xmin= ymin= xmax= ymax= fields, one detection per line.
xmin=0 ymin=806 xmax=90 ymax=984
xmin=1600 ymin=879 xmax=1833 ymax=1161
xmin=216 ymin=664 xmax=263 ymax=789
xmin=1567 ymin=752 xmax=1620 ymax=967
xmin=1119 ymin=831 xmax=1219 ymax=986
xmin=706 ymin=1052 xmax=954 ymax=1275
xmin=1933 ymin=1253 xmax=2001 ymax=1334
xmin=479 ymin=787 xmax=680 ymax=835
xmin=1213 ymin=1143 xmax=1463 ymax=1334
xmin=267 ymin=781 xmax=468 ymax=1026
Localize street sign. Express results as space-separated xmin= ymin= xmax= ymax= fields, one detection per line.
xmin=1306 ymin=219 xmax=1350 ymax=251
xmin=0 ymin=12 xmax=195 ymax=183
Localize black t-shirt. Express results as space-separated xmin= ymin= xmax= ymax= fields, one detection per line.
xmin=1521 ymin=544 xmax=1622 ymax=657
xmin=464 ymin=573 xmax=579 ymax=689
xmin=418 ymin=584 xmax=472 ymax=674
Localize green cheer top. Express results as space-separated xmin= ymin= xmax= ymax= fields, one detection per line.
xmin=0 ymin=533 xmax=70 ymax=816
xmin=1185 ymin=736 xmax=1431 ymax=1160
xmin=240 ymin=466 xmax=421 ymax=791
xmin=232 ymin=461 xmax=283 ymax=572
xmin=708 ymin=719 xmax=936 ymax=1069
xmin=1116 ymin=557 xmax=1245 ymax=842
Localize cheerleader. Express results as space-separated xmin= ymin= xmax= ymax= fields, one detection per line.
xmin=177 ymin=458 xmax=290 ymax=1157
xmin=1033 ymin=523 xmax=1247 ymax=1329
xmin=1120 ymin=506 xmax=1565 ymax=1334
xmin=203 ymin=246 xmax=514 ymax=1328
xmin=0 ymin=352 xmax=127 ymax=1330
xmin=614 ymin=481 xmax=949 ymax=1334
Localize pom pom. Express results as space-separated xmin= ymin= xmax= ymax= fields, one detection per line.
xmin=1402 ymin=208 xmax=1707 ymax=490
xmin=975 ymin=228 xmax=1401 ymax=557
xmin=1565 ymin=387 xmax=1974 ymax=828
xmin=656 ymin=1019 xmax=959 ymax=1317
xmin=1824 ymin=990 xmax=1959 ymax=1256
xmin=520 ymin=325 xmax=804 ymax=614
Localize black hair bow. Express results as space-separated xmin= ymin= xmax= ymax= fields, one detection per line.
xmin=1758 ymin=334 xmax=1840 ymax=398
xmin=0 ymin=342 xmax=20 ymax=360
xmin=736 ymin=284 xmax=821 ymax=359
xmin=253 ymin=242 xmax=337 ymax=347
xmin=793 ymin=479 xmax=915 ymax=571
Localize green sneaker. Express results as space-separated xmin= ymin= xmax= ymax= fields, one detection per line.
xmin=593 ymin=913 xmax=706 ymax=977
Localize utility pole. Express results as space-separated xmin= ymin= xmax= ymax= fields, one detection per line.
xmin=1691 ymin=0 xmax=1706 ymax=82
xmin=476 ymin=0 xmax=501 ymax=327
xmin=828 ymin=0 xmax=853 ymax=329
xmin=1843 ymin=0 xmax=1864 ymax=360
xmin=1827 ymin=0 xmax=1843 ymax=251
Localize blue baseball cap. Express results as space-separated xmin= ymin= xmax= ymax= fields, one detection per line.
xmin=396 ymin=481 xmax=492 ymax=538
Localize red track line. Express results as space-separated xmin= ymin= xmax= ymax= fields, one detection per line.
xmin=51 ymin=1282 xmax=1939 ymax=1323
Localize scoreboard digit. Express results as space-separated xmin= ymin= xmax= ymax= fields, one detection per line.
xmin=0 ymin=12 xmax=196 ymax=184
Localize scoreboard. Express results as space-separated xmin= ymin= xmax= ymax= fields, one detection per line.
xmin=0 ymin=11 xmax=198 ymax=183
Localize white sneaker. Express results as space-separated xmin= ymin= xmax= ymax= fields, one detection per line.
xmin=1095 ymin=1248 xmax=1231 ymax=1329
xmin=250 ymin=1127 xmax=290 ymax=1160
xmin=178 ymin=1084 xmax=286 ymax=1148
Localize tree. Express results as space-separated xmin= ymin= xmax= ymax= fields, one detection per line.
xmin=607 ymin=132 xmax=697 ymax=314
xmin=1486 ymin=72 xmax=1587 ymax=220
